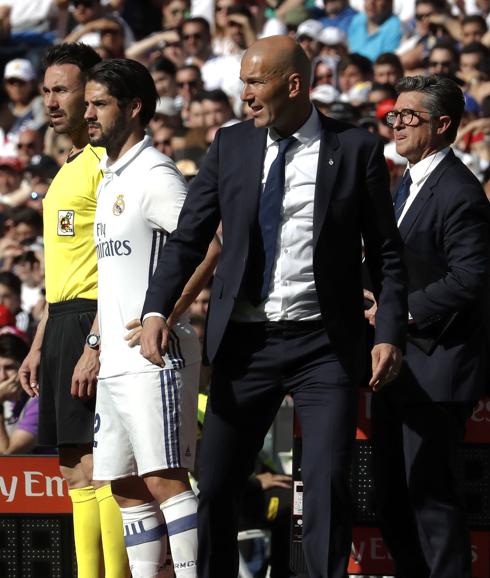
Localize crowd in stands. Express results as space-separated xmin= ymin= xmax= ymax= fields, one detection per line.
xmin=0 ymin=0 xmax=488 ymax=457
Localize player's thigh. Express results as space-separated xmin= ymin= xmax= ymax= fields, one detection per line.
xmin=92 ymin=378 xmax=137 ymax=481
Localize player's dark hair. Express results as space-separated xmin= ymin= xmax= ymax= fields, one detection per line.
xmin=87 ymin=58 xmax=158 ymax=126
xmin=43 ymin=43 xmax=101 ymax=81
xmin=395 ymin=75 xmax=465 ymax=143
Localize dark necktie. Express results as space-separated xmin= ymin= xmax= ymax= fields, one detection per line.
xmin=393 ymin=169 xmax=412 ymax=221
xmin=247 ymin=136 xmax=296 ymax=305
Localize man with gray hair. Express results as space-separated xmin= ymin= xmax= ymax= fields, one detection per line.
xmin=367 ymin=75 xmax=490 ymax=578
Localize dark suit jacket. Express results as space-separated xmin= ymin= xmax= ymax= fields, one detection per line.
xmin=397 ymin=149 xmax=490 ymax=402
xmin=143 ymin=113 xmax=407 ymax=382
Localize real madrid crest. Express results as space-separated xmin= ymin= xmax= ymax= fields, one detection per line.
xmin=113 ymin=194 xmax=125 ymax=216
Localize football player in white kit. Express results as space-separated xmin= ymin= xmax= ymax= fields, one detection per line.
xmin=84 ymin=58 xmax=219 ymax=578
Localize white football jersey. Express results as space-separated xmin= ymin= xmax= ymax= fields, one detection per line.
xmin=94 ymin=135 xmax=201 ymax=379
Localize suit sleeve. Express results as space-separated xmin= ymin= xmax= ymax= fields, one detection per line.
xmin=361 ymin=138 xmax=408 ymax=348
xmin=408 ymin=186 xmax=490 ymax=329
xmin=142 ymin=131 xmax=222 ymax=318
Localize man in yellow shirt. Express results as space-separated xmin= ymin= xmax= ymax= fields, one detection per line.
xmin=18 ymin=43 xmax=128 ymax=578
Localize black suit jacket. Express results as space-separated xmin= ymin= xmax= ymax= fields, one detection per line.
xmin=397 ymin=149 xmax=490 ymax=402
xmin=143 ymin=113 xmax=407 ymax=382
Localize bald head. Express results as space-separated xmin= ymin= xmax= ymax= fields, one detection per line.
xmin=243 ymin=36 xmax=311 ymax=92
xmin=240 ymin=35 xmax=312 ymax=135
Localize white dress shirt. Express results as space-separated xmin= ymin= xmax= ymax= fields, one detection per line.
xmin=397 ymin=147 xmax=450 ymax=226
xmin=232 ymin=109 xmax=323 ymax=322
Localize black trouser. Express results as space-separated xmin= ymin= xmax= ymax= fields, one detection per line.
xmin=372 ymin=386 xmax=473 ymax=578
xmin=197 ymin=321 xmax=359 ymax=578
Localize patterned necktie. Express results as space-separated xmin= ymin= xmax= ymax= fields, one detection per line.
xmin=394 ymin=169 xmax=412 ymax=221
xmin=248 ymin=136 xmax=297 ymax=305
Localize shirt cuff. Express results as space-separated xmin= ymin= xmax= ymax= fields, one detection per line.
xmin=142 ymin=312 xmax=167 ymax=323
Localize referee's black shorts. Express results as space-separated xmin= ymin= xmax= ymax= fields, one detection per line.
xmin=38 ymin=298 xmax=97 ymax=447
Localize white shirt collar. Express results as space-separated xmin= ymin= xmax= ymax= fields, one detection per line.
xmin=267 ymin=107 xmax=321 ymax=149
xmin=99 ymin=134 xmax=152 ymax=174
xmin=408 ymin=146 xmax=450 ymax=187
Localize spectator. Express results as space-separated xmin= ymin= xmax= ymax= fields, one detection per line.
xmin=0 ymin=156 xmax=23 ymax=197
xmin=181 ymin=17 xmax=214 ymax=67
xmin=201 ymin=89 xmax=237 ymax=128
xmin=15 ymin=128 xmax=43 ymax=169
xmin=152 ymin=125 xmax=175 ymax=158
xmin=348 ymin=0 xmax=402 ymax=61
xmin=212 ymin=0 xmax=240 ymax=56
xmin=461 ymin=14 xmax=488 ymax=46
xmin=150 ymin=57 xmax=178 ymax=99
xmin=188 ymin=285 xmax=210 ymax=319
xmin=187 ymin=94 xmax=206 ymax=128
xmin=337 ymin=52 xmax=374 ymax=103
xmin=317 ymin=26 xmax=349 ymax=59
xmin=368 ymin=80 xmax=398 ymax=103
xmin=311 ymin=56 xmax=339 ymax=88
xmin=176 ymin=63 xmax=204 ymax=125
xmin=0 ymin=333 xmax=36 ymax=455
xmin=374 ymin=51 xmax=404 ymax=85
xmin=310 ymin=84 xmax=341 ymax=116
xmin=64 ymin=0 xmax=134 ymax=50
xmin=320 ymin=0 xmax=358 ymax=33
xmin=459 ymin=42 xmax=489 ymax=85
xmin=97 ymin=16 xmax=126 ymax=58
xmin=296 ymin=19 xmax=324 ymax=61
xmin=161 ymin=0 xmax=189 ymax=31
xmin=3 ymin=205 xmax=43 ymax=246
xmin=0 ymin=271 xmax=29 ymax=333
xmin=397 ymin=0 xmax=447 ymax=71
xmin=224 ymin=4 xmax=257 ymax=52
xmin=12 ymin=251 xmax=44 ymax=315
xmin=427 ymin=40 xmax=459 ymax=76
xmin=3 ymin=58 xmax=46 ymax=138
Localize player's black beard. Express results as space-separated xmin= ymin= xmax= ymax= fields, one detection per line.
xmin=89 ymin=115 xmax=127 ymax=152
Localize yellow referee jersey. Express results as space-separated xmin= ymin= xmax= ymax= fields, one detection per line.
xmin=43 ymin=145 xmax=104 ymax=304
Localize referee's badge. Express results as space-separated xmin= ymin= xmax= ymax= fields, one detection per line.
xmin=57 ymin=210 xmax=74 ymax=236
xmin=113 ymin=194 xmax=125 ymax=216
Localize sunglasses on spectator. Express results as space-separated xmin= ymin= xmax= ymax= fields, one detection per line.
xmin=415 ymin=12 xmax=433 ymax=20
xmin=154 ymin=139 xmax=172 ymax=146
xmin=17 ymin=142 xmax=36 ymax=150
xmin=183 ymin=33 xmax=203 ymax=40
xmin=385 ymin=109 xmax=432 ymax=127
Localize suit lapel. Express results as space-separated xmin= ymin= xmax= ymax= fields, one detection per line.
xmin=398 ymin=150 xmax=456 ymax=239
xmin=241 ymin=126 xmax=268 ymax=227
xmin=313 ymin=116 xmax=341 ymax=247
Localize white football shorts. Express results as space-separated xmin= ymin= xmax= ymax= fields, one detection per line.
xmin=92 ymin=363 xmax=199 ymax=480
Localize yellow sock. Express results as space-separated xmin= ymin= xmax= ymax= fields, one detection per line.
xmin=69 ymin=486 xmax=102 ymax=578
xmin=95 ymin=483 xmax=130 ymax=578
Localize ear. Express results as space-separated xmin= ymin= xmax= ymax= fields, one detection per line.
xmin=434 ymin=114 xmax=451 ymax=136
xmin=288 ymin=72 xmax=302 ymax=98
xmin=129 ymin=97 xmax=143 ymax=120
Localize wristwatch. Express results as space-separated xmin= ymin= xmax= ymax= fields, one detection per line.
xmin=86 ymin=332 xmax=100 ymax=349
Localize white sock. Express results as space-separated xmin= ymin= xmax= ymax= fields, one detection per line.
xmin=160 ymin=490 xmax=198 ymax=577
xmin=120 ymin=501 xmax=167 ymax=578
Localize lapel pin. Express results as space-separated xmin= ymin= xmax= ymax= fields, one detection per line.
xmin=328 ymin=158 xmax=334 ymax=166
